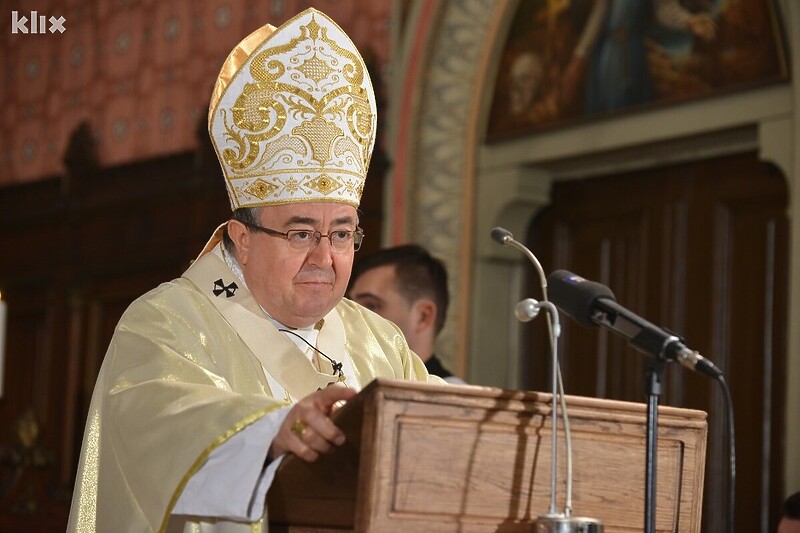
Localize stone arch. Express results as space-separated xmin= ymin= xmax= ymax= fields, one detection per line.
xmin=389 ymin=0 xmax=514 ymax=377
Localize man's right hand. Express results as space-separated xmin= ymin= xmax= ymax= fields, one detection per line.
xmin=268 ymin=385 xmax=357 ymax=462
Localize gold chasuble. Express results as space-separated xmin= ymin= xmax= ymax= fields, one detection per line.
xmin=68 ymin=244 xmax=433 ymax=532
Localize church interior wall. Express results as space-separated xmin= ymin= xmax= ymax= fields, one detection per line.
xmin=386 ymin=0 xmax=800 ymax=524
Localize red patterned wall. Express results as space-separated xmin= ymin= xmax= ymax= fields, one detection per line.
xmin=0 ymin=0 xmax=392 ymax=186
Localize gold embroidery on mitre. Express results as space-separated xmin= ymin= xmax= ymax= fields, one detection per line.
xmin=293 ymin=117 xmax=342 ymax=164
xmin=346 ymin=99 xmax=373 ymax=164
xmin=305 ymin=174 xmax=342 ymax=195
xmin=224 ymin=85 xmax=287 ymax=171
xmin=298 ymin=54 xmax=334 ymax=83
xmin=333 ymin=137 xmax=364 ymax=173
xmin=245 ymin=179 xmax=279 ymax=200
xmin=209 ymin=9 xmax=377 ymax=209
xmin=345 ymin=180 xmax=356 ymax=195
xmin=256 ymin=134 xmax=307 ymax=172
xmin=282 ymin=177 xmax=300 ymax=193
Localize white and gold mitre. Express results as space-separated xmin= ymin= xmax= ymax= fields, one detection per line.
xmin=208 ymin=8 xmax=377 ymax=209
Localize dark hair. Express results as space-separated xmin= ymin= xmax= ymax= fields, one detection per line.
xmin=350 ymin=244 xmax=449 ymax=334
xmin=785 ymin=491 xmax=800 ymax=520
xmin=222 ymin=207 xmax=261 ymax=251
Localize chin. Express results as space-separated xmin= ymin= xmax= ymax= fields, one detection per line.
xmin=295 ymin=301 xmax=335 ymax=320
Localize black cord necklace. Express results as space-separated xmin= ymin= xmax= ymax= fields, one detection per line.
xmin=278 ymin=328 xmax=345 ymax=380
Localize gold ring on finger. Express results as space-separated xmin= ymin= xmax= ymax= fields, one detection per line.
xmin=290 ymin=419 xmax=308 ymax=438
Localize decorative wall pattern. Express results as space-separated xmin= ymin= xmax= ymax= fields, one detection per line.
xmin=0 ymin=0 xmax=391 ymax=186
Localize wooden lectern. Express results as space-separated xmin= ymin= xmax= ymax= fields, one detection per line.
xmin=267 ymin=379 xmax=707 ymax=533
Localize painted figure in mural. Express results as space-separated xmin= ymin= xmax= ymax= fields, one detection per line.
xmin=509 ymin=51 xmax=546 ymax=118
xmin=348 ymin=244 xmax=467 ymax=384
xmin=562 ymin=0 xmax=717 ymax=113
xmin=67 ymin=8 xmax=440 ymax=532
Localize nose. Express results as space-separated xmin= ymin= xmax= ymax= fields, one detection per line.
xmin=306 ymin=234 xmax=334 ymax=268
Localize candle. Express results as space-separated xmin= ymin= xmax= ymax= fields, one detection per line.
xmin=0 ymin=292 xmax=5 ymax=399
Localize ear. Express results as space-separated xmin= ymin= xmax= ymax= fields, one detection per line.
xmin=227 ymin=219 xmax=252 ymax=265
xmin=412 ymin=299 xmax=437 ymax=334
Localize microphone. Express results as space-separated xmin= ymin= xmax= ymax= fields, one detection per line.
xmin=516 ymin=298 xmax=562 ymax=335
xmin=547 ymin=270 xmax=721 ymax=378
xmin=492 ymin=228 xmax=603 ymax=532
xmin=490 ymin=226 xmax=513 ymax=245
xmin=491 ymin=227 xmax=547 ymax=285
xmin=515 ymin=298 xmax=541 ymax=322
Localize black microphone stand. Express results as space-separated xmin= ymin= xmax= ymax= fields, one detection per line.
xmin=644 ymin=358 xmax=668 ymax=533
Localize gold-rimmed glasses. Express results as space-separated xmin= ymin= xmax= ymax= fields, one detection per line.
xmin=242 ymin=221 xmax=364 ymax=253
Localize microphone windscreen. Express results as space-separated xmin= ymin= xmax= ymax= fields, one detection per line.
xmin=515 ymin=298 xmax=539 ymax=322
xmin=490 ymin=227 xmax=513 ymax=244
xmin=547 ymin=270 xmax=616 ymax=327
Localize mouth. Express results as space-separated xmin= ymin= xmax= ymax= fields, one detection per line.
xmin=296 ymin=279 xmax=334 ymax=288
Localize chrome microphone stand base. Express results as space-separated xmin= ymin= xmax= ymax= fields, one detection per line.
xmin=533 ymin=515 xmax=604 ymax=533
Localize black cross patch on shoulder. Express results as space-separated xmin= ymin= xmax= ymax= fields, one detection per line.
xmin=213 ymin=278 xmax=238 ymax=298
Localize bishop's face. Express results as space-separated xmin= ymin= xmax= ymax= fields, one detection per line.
xmin=231 ymin=202 xmax=358 ymax=328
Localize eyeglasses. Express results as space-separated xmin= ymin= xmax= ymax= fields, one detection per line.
xmin=242 ymin=220 xmax=364 ymax=253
